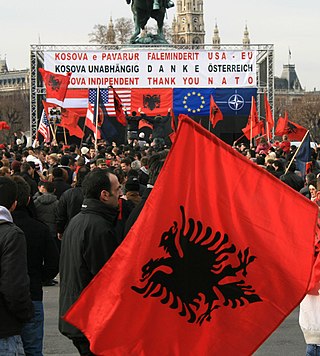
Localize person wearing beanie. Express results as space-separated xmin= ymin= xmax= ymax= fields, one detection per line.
xmin=11 ymin=160 xmax=22 ymax=175
xmin=80 ymin=147 xmax=90 ymax=164
xmin=124 ymin=150 xmax=168 ymax=238
xmin=51 ymin=167 xmax=71 ymax=199
xmin=125 ymin=176 xmax=141 ymax=206
xmin=58 ymin=155 xmax=73 ymax=185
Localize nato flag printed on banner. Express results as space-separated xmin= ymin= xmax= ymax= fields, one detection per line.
xmin=213 ymin=88 xmax=257 ymax=116
xmin=173 ymin=88 xmax=213 ymax=116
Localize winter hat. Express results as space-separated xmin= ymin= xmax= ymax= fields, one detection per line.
xmin=60 ymin=155 xmax=70 ymax=166
xmin=81 ymin=147 xmax=89 ymax=155
xmin=125 ymin=177 xmax=140 ymax=192
xmin=11 ymin=160 xmax=22 ymax=173
xmin=96 ymin=158 xmax=107 ymax=166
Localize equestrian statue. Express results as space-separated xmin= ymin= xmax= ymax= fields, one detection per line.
xmin=126 ymin=0 xmax=174 ymax=44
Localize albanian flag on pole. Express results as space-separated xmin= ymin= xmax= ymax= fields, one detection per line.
xmin=64 ymin=116 xmax=318 ymax=355
xmin=39 ymin=68 xmax=71 ymax=105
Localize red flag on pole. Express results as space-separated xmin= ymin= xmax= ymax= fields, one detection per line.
xmin=275 ymin=112 xmax=307 ymax=141
xmin=0 ymin=121 xmax=10 ymax=130
xmin=110 ymin=86 xmax=127 ymax=126
xmin=58 ymin=108 xmax=84 ymax=138
xmin=39 ymin=68 xmax=71 ymax=105
xmin=64 ymin=116 xmax=318 ymax=355
xmin=168 ymin=109 xmax=177 ymax=143
xmin=275 ymin=111 xmax=289 ymax=137
xmin=242 ymin=97 xmax=263 ymax=139
xmin=209 ymin=94 xmax=223 ymax=128
xmin=264 ymin=93 xmax=274 ymax=137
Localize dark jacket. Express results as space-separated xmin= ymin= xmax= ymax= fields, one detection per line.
xmin=56 ymin=186 xmax=84 ymax=234
xmin=12 ymin=208 xmax=59 ymax=301
xmin=20 ymin=172 xmax=38 ymax=197
xmin=0 ymin=207 xmax=34 ymax=338
xmin=144 ymin=112 xmax=170 ymax=139
xmin=34 ymin=193 xmax=59 ymax=239
xmin=123 ymin=187 xmax=152 ymax=238
xmin=53 ymin=178 xmax=71 ymax=199
xmin=280 ymin=172 xmax=305 ymax=192
xmin=59 ymin=198 xmax=119 ymax=339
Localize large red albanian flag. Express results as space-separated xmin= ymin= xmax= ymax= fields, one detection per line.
xmin=64 ymin=117 xmax=318 ymax=355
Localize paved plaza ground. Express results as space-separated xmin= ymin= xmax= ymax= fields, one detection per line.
xmin=43 ymin=282 xmax=307 ymax=355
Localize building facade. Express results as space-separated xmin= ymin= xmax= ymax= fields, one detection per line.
xmin=0 ymin=59 xmax=29 ymax=94
xmin=172 ymin=0 xmax=205 ymax=44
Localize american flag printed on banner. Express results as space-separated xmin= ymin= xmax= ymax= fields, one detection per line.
xmin=38 ymin=110 xmax=51 ymax=142
xmin=46 ymin=88 xmax=131 ymax=116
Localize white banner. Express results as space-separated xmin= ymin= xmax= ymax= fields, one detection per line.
xmin=44 ymin=50 xmax=257 ymax=89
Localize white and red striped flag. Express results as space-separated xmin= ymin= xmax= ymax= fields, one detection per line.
xmin=46 ymin=88 xmax=131 ymax=116
xmin=38 ymin=110 xmax=51 ymax=142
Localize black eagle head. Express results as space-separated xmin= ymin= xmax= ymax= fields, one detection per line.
xmin=140 ymin=258 xmax=158 ymax=281
xmin=160 ymin=221 xmax=178 ymax=254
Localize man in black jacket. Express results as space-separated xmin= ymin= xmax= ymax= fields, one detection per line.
xmin=59 ymin=169 xmax=121 ymax=355
xmin=56 ymin=166 xmax=90 ymax=239
xmin=0 ymin=177 xmax=34 ymax=355
xmin=11 ymin=175 xmax=59 ymax=355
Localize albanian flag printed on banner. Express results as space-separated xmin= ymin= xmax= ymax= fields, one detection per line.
xmin=131 ymin=88 xmax=173 ymax=116
xmin=64 ymin=117 xmax=318 ymax=355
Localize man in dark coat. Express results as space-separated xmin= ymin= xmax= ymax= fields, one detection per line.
xmin=124 ymin=109 xmax=141 ymax=143
xmin=11 ymin=175 xmax=59 ymax=355
xmin=123 ymin=150 xmax=168 ymax=238
xmin=59 ymin=169 xmax=121 ymax=355
xmin=56 ymin=166 xmax=90 ymax=239
xmin=52 ymin=167 xmax=71 ymax=199
xmin=0 ymin=177 xmax=34 ymax=355
xmin=280 ymin=161 xmax=305 ymax=192
xmin=143 ymin=108 xmax=171 ymax=145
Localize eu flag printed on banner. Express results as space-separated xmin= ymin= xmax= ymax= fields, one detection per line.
xmin=173 ymin=88 xmax=213 ymax=116
xmin=213 ymin=88 xmax=257 ymax=116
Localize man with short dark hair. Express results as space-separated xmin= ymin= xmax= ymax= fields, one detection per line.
xmin=0 ymin=177 xmax=34 ymax=355
xmin=59 ymin=169 xmax=121 ymax=355
xmin=11 ymin=175 xmax=59 ymax=355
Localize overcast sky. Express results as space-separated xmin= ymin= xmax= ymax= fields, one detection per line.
xmin=1 ymin=0 xmax=319 ymax=91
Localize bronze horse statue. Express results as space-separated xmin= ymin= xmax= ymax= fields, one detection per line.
xmin=126 ymin=0 xmax=171 ymax=44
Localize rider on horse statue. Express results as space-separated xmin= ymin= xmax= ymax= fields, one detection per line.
xmin=126 ymin=0 xmax=174 ymax=10
xmin=153 ymin=0 xmax=174 ymax=10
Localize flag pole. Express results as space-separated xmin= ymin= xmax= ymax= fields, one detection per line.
xmin=266 ymin=120 xmax=270 ymax=144
xmin=95 ymin=86 xmax=100 ymax=151
xmin=63 ymin=127 xmax=68 ymax=146
xmin=49 ymin=123 xmax=56 ymax=142
xmin=233 ymin=133 xmax=245 ymax=146
xmin=284 ymin=130 xmax=310 ymax=174
xmin=79 ymin=117 xmax=87 ymax=148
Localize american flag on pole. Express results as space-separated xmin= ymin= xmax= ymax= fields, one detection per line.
xmin=85 ymin=88 xmax=109 ymax=138
xmin=38 ymin=110 xmax=51 ymax=142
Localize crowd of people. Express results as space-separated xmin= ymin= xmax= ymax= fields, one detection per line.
xmin=0 ymin=128 xmax=320 ymax=355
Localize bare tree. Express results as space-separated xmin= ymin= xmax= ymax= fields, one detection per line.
xmin=89 ymin=24 xmax=108 ymax=45
xmin=89 ymin=18 xmax=133 ymax=45
xmin=0 ymin=91 xmax=29 ymax=144
xmin=114 ymin=18 xmax=134 ymax=44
